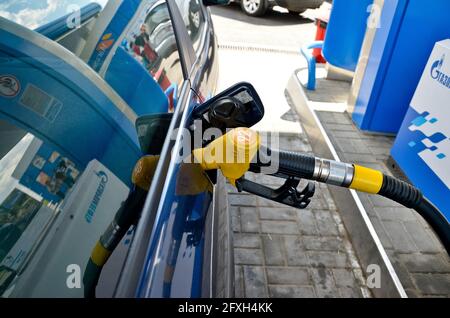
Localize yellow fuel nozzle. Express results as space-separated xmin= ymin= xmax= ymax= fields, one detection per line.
xmin=132 ymin=155 xmax=159 ymax=191
xmin=192 ymin=128 xmax=260 ymax=185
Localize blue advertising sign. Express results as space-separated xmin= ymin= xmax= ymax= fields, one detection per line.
xmin=392 ymin=40 xmax=450 ymax=221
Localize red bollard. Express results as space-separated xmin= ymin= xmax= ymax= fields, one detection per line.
xmin=313 ymin=18 xmax=328 ymax=64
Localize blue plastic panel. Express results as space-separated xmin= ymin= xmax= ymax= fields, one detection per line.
xmin=105 ymin=47 xmax=169 ymax=116
xmin=351 ymin=0 xmax=406 ymax=131
xmin=352 ymin=0 xmax=450 ymax=134
xmin=392 ymin=109 xmax=450 ymax=221
xmin=322 ymin=0 xmax=372 ymax=72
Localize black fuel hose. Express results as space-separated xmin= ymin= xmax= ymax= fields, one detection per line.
xmin=414 ymin=197 xmax=450 ymax=255
xmin=250 ymin=148 xmax=450 ymax=255
xmin=192 ymin=128 xmax=450 ymax=256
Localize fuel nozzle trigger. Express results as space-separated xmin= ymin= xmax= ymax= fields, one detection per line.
xmin=235 ymin=176 xmax=316 ymax=210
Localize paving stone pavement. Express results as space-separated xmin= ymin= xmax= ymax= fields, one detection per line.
xmin=227 ymin=110 xmax=371 ymax=298
xmin=317 ymin=111 xmax=450 ymax=298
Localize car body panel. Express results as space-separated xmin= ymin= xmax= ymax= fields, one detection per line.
xmin=134 ymin=1 xmax=220 ymax=298
xmin=0 ymin=0 xmax=218 ymax=298
xmin=115 ymin=0 xmax=220 ymax=298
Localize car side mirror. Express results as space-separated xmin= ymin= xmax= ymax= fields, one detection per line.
xmin=202 ymin=0 xmax=230 ymax=6
xmin=192 ymin=82 xmax=265 ymax=133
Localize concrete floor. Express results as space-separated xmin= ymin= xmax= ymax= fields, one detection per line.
xmin=211 ymin=4 xmax=317 ymax=51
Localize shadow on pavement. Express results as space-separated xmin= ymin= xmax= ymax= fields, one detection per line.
xmin=210 ymin=3 xmax=313 ymax=27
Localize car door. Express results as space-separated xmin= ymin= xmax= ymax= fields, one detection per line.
xmin=114 ymin=0 xmax=219 ymax=298
xmin=0 ymin=0 xmax=208 ymax=298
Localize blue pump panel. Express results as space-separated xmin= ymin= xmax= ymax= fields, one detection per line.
xmin=105 ymin=47 xmax=169 ymax=116
xmin=352 ymin=0 xmax=450 ymax=134
xmin=0 ymin=18 xmax=141 ymax=186
xmin=322 ymin=0 xmax=372 ymax=72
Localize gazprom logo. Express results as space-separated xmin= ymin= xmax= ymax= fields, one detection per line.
xmin=430 ymin=55 xmax=450 ymax=89
xmin=85 ymin=171 xmax=109 ymax=223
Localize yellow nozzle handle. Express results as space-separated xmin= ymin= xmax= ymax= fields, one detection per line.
xmin=192 ymin=128 xmax=261 ymax=184
xmin=132 ymin=155 xmax=159 ymax=191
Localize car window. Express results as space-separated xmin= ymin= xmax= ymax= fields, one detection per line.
xmin=119 ymin=1 xmax=184 ymax=111
xmin=173 ymin=0 xmax=206 ymax=56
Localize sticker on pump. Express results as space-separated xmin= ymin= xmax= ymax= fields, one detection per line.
xmin=0 ymin=75 xmax=21 ymax=98
xmin=19 ymin=84 xmax=62 ymax=122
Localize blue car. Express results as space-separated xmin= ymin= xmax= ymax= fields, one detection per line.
xmin=0 ymin=0 xmax=229 ymax=298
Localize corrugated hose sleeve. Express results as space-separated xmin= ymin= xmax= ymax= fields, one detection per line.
xmin=275 ymin=150 xmax=316 ymax=179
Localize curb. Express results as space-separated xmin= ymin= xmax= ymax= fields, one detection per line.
xmin=286 ymin=72 xmax=407 ymax=298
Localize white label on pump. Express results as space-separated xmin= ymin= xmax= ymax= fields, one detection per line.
xmin=19 ymin=84 xmax=62 ymax=122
